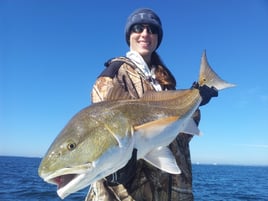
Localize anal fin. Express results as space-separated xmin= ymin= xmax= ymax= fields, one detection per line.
xmin=181 ymin=118 xmax=201 ymax=136
xmin=143 ymin=146 xmax=181 ymax=174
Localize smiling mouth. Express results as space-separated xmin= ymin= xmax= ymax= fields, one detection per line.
xmin=139 ymin=41 xmax=150 ymax=46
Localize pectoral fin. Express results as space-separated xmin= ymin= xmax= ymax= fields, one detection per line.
xmin=134 ymin=116 xmax=179 ymax=138
xmin=143 ymin=146 xmax=181 ymax=174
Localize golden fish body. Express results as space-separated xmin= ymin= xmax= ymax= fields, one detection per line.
xmin=38 ymin=51 xmax=235 ymax=199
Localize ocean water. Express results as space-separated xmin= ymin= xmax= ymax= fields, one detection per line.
xmin=1 ymin=156 xmax=268 ymax=201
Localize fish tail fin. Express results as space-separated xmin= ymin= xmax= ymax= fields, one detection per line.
xmin=198 ymin=50 xmax=235 ymax=91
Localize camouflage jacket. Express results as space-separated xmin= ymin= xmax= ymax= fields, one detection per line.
xmin=86 ymin=57 xmax=200 ymax=201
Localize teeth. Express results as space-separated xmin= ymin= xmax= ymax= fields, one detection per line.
xmin=139 ymin=41 xmax=150 ymax=46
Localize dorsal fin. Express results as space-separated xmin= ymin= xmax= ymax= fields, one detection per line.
xmin=140 ymin=90 xmax=192 ymax=102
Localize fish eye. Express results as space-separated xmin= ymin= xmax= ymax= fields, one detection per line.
xmin=67 ymin=142 xmax=76 ymax=151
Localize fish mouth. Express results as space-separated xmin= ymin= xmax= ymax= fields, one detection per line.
xmin=45 ymin=172 xmax=87 ymax=199
xmin=41 ymin=167 xmax=89 ymax=199
xmin=50 ymin=174 xmax=78 ymax=190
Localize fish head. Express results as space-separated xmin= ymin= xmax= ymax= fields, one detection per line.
xmin=38 ymin=106 xmax=133 ymax=199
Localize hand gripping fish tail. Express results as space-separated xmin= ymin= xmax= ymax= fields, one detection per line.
xmin=38 ymin=51 xmax=235 ymax=199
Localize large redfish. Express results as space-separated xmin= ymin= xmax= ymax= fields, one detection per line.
xmin=38 ymin=51 xmax=235 ymax=199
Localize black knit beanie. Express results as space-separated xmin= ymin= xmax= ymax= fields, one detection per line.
xmin=125 ymin=8 xmax=163 ymax=49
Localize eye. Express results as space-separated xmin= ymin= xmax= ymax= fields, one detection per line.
xmin=67 ymin=142 xmax=76 ymax=151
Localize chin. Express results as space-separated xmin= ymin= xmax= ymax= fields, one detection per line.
xmin=138 ymin=49 xmax=152 ymax=56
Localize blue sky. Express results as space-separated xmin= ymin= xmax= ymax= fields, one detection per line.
xmin=1 ymin=0 xmax=268 ymax=166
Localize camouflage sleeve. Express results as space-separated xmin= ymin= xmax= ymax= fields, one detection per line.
xmin=91 ymin=77 xmax=113 ymax=103
xmin=91 ymin=63 xmax=153 ymax=104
